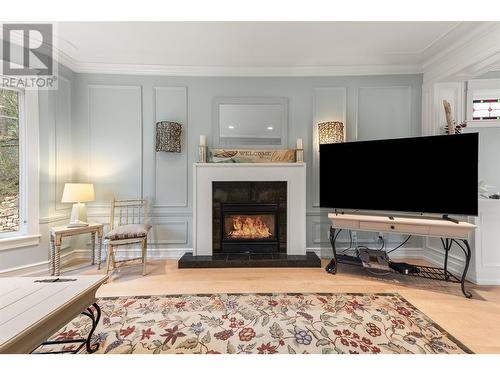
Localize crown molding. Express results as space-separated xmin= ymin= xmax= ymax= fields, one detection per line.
xmin=58 ymin=62 xmax=423 ymax=77
xmin=422 ymin=22 xmax=500 ymax=83
xmin=55 ymin=49 xmax=421 ymax=77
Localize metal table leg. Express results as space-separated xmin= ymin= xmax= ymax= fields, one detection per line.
xmin=80 ymin=303 xmax=102 ymax=353
xmin=440 ymin=238 xmax=452 ymax=281
xmin=33 ymin=303 xmax=102 ymax=354
xmin=325 ymin=226 xmax=338 ymax=274
xmin=451 ymin=239 xmax=473 ymax=299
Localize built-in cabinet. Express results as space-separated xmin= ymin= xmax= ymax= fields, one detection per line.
xmin=469 ymin=200 xmax=500 ymax=285
xmin=428 ymin=80 xmax=500 ymax=285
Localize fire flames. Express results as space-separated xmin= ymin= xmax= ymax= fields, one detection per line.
xmin=228 ymin=215 xmax=272 ymax=239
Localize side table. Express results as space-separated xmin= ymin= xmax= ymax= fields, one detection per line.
xmin=49 ymin=223 xmax=104 ymax=276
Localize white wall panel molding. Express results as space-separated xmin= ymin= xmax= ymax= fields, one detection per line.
xmin=153 ymin=87 xmax=188 ymax=208
xmin=310 ymin=219 xmax=332 ymax=245
xmin=311 ymin=87 xmax=347 ymax=207
xmin=150 ymin=221 xmax=189 ymax=245
xmin=468 ymin=200 xmax=500 ymax=285
xmin=87 ymin=207 xmax=192 ymax=218
xmin=54 ymin=76 xmax=73 ymax=212
xmin=87 ymin=85 xmax=143 ymax=205
xmin=39 ymin=213 xmax=71 ymax=224
xmin=356 ymin=86 xmax=412 ymax=141
xmin=421 ymin=84 xmax=434 ymax=136
xmin=86 ymin=212 xmax=190 ymax=246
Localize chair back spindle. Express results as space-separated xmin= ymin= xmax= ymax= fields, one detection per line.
xmin=109 ymin=198 xmax=148 ymax=231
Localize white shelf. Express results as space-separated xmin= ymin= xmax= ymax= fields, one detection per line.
xmin=328 ymin=213 xmax=476 ymax=240
xmin=193 ymin=162 xmax=305 ymax=167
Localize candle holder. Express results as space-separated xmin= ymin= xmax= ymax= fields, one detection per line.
xmin=199 ymin=145 xmax=207 ymax=163
xmin=296 ymin=148 xmax=304 ymax=163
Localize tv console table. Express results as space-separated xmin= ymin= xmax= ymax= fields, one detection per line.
xmin=325 ymin=213 xmax=477 ymax=298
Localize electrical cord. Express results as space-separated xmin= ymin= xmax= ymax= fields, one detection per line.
xmin=332 ymin=228 xmax=411 ymax=262
xmin=339 ymin=230 xmax=354 ymax=254
xmin=332 ymin=232 xmax=411 ymax=276
xmin=386 ymin=235 xmax=412 ymax=254
xmin=332 ymin=228 xmax=342 ymax=242
xmin=377 ymin=235 xmax=385 ymax=251
xmin=366 ymin=268 xmax=392 ymax=276
xmin=332 ymin=228 xmax=357 ymax=255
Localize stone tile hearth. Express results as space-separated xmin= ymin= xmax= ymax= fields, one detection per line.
xmin=178 ymin=251 xmax=321 ymax=269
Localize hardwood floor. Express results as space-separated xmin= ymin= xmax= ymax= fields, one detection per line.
xmin=73 ymin=259 xmax=500 ymax=354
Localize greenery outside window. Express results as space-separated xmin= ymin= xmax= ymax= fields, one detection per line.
xmin=0 ymin=88 xmax=23 ymax=236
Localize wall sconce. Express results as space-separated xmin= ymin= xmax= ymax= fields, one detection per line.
xmin=156 ymin=121 xmax=182 ymax=152
xmin=318 ymin=121 xmax=345 ymax=144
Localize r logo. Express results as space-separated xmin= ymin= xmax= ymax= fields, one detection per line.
xmin=2 ymin=24 xmax=53 ymax=76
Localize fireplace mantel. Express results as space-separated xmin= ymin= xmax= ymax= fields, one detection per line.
xmin=193 ymin=163 xmax=306 ymax=256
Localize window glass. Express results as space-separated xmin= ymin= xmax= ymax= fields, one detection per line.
xmin=0 ymin=88 xmax=20 ymax=233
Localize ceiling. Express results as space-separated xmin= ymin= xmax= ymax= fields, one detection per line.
xmin=54 ymin=22 xmax=484 ymax=75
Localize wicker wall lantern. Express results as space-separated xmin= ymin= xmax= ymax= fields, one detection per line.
xmin=156 ymin=121 xmax=182 ymax=152
xmin=318 ymin=121 xmax=345 ymax=144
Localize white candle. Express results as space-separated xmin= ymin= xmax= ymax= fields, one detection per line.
xmin=200 ymin=135 xmax=206 ymax=146
xmin=296 ymin=138 xmax=303 ymax=149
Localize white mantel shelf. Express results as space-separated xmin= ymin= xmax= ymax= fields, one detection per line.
xmin=193 ymin=163 xmax=306 ymax=167
xmin=193 ymin=162 xmax=307 ymax=256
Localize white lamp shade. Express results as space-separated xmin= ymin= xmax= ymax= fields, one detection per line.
xmin=61 ymin=183 xmax=95 ymax=203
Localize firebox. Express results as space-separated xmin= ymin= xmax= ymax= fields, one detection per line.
xmin=212 ymin=181 xmax=287 ymax=254
xmin=221 ymin=203 xmax=279 ymax=253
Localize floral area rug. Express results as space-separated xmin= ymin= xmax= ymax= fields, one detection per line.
xmin=37 ymin=293 xmax=472 ymax=354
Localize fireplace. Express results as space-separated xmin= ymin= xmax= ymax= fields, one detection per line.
xmin=179 ymin=163 xmax=320 ymax=268
xmin=213 ymin=181 xmax=287 ymax=254
xmin=221 ymin=203 xmax=279 ymax=253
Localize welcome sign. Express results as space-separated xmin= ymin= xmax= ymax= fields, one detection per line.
xmin=208 ymin=149 xmax=296 ymax=163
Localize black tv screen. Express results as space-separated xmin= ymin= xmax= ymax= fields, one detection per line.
xmin=319 ymin=133 xmax=479 ymax=216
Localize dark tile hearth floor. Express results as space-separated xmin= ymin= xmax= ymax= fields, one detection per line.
xmin=178 ymin=251 xmax=321 ymax=268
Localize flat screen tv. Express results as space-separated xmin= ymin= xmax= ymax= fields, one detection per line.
xmin=319 ymin=133 xmax=479 ymax=216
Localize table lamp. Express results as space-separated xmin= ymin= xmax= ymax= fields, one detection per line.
xmin=61 ymin=183 xmax=95 ymax=227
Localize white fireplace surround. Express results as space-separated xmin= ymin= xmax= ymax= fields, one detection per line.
xmin=193 ymin=163 xmax=307 ymax=256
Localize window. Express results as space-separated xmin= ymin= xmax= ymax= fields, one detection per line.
xmin=467 ymin=80 xmax=500 ymax=127
xmin=0 ymin=88 xmax=22 ymax=235
xmin=472 ymin=99 xmax=500 ymax=120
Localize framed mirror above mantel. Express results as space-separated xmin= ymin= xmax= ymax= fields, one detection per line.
xmin=212 ymin=96 xmax=289 ymax=148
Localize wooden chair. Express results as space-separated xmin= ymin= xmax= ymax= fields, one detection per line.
xmin=103 ymin=198 xmax=151 ymax=276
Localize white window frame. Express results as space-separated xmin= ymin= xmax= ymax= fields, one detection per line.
xmin=0 ymin=86 xmax=40 ymax=250
xmin=467 ymin=79 xmax=500 ymax=128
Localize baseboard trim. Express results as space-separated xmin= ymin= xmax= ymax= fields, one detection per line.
xmin=0 ymin=246 xmax=428 ymax=277
xmin=423 ymin=245 xmax=468 ymax=280
xmin=0 ymin=245 xmax=73 ymax=277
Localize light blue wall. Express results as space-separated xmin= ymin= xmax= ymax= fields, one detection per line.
xmin=72 ymin=73 xmax=423 ymax=255
xmin=0 ymin=63 xmax=75 ymax=270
